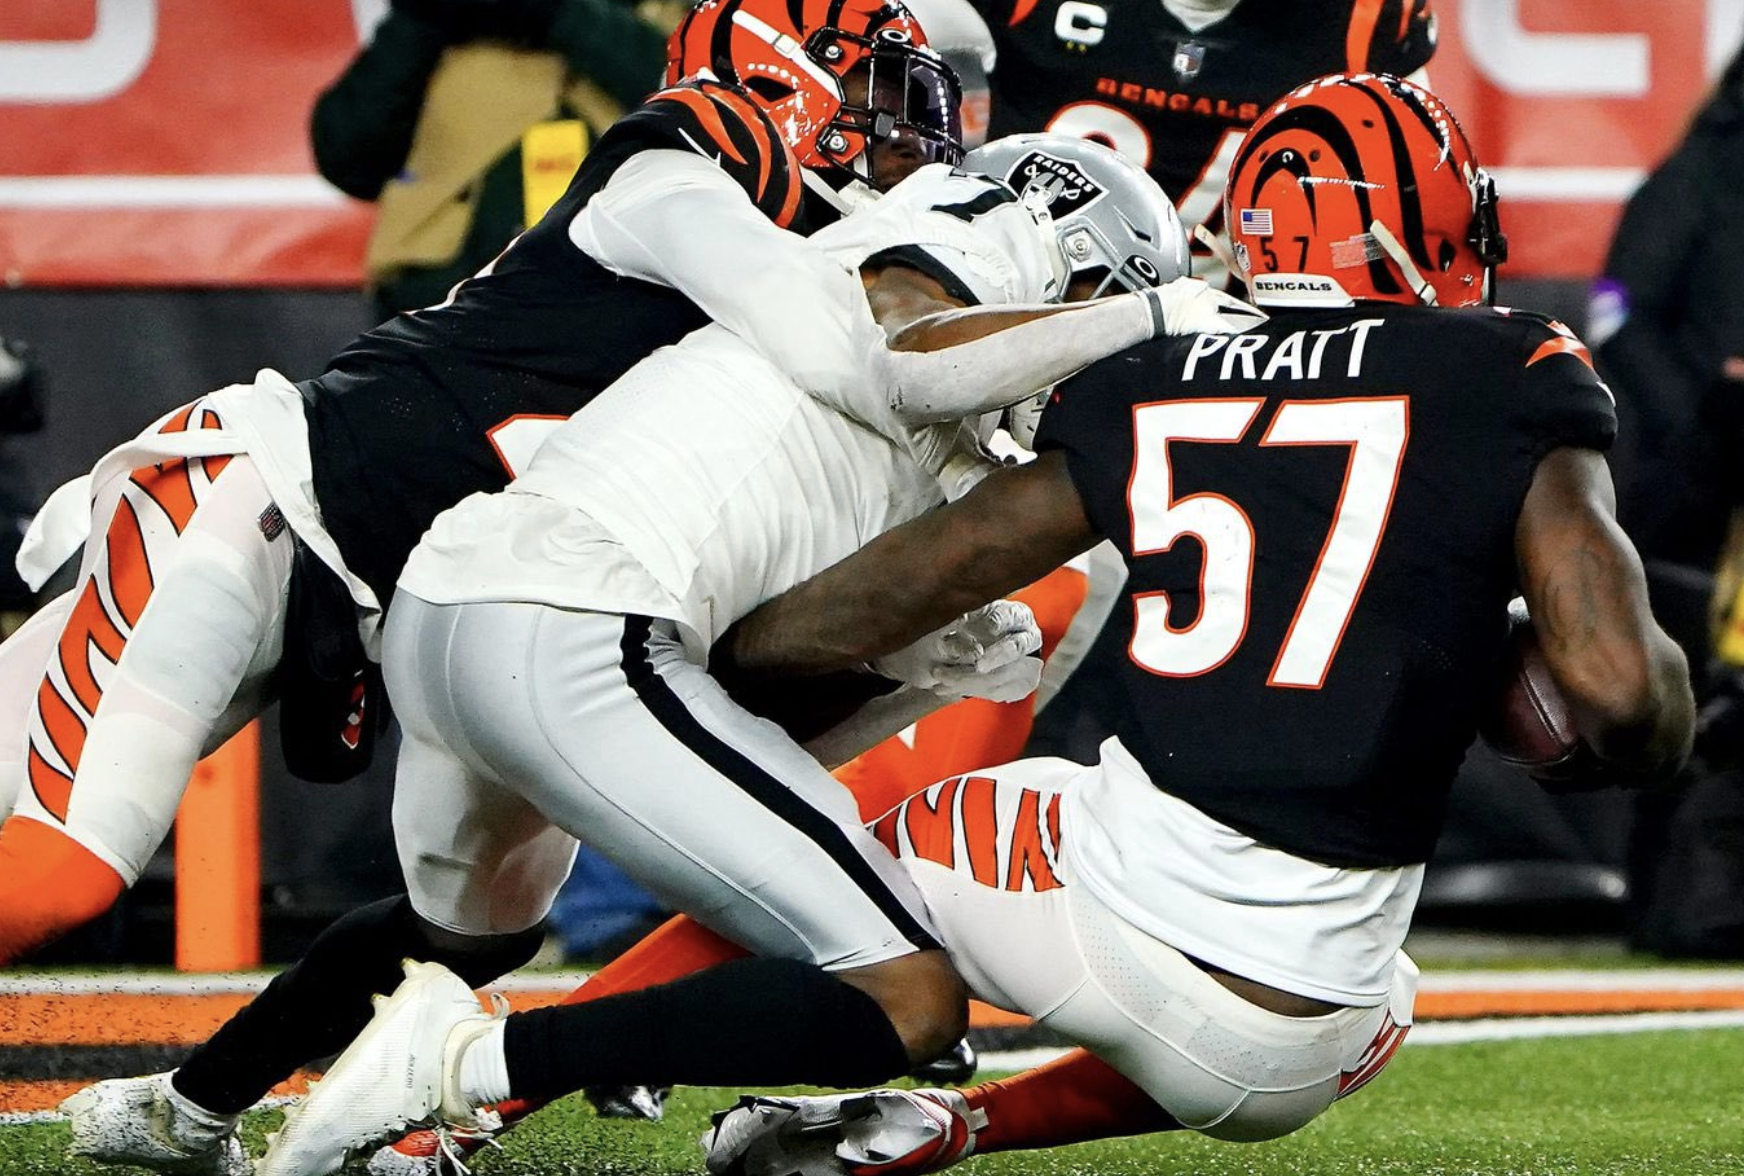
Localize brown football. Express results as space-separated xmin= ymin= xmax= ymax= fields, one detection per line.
xmin=1478 ymin=619 xmax=1583 ymax=768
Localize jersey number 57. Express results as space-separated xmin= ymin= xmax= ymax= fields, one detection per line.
xmin=1128 ymin=395 xmax=1409 ymax=689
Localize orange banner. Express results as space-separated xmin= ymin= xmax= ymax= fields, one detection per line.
xmin=1 ymin=0 xmax=1739 ymax=285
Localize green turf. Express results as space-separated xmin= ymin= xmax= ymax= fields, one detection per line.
xmin=5 ymin=1030 xmax=1742 ymax=1176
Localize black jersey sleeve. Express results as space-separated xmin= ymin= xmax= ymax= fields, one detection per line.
xmin=1031 ymin=352 xmax=1149 ymax=543
xmin=1509 ymin=313 xmax=1619 ymax=457
xmin=1356 ymin=0 xmax=1438 ymax=76
xmin=594 ymin=79 xmax=805 ymax=228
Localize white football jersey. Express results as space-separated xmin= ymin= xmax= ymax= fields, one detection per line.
xmin=399 ymin=166 xmax=1064 ymax=658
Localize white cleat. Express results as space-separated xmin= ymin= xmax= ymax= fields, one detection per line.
xmin=60 ymin=1071 xmax=248 ymax=1176
xmin=256 ymin=960 xmax=503 ymax=1176
xmin=703 ymin=1089 xmax=984 ymax=1176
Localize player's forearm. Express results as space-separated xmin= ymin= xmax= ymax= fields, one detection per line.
xmin=878 ymin=291 xmax=1162 ymax=423
xmin=725 ymin=509 xmax=999 ymax=676
xmin=724 ymin=457 xmax=1096 ymax=675
xmin=1578 ymin=631 xmax=1694 ymax=781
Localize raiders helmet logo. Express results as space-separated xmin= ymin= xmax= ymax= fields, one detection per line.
xmin=1006 ymin=150 xmax=1107 ymax=219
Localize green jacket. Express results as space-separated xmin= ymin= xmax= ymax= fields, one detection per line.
xmin=311 ymin=4 xmax=669 ymax=316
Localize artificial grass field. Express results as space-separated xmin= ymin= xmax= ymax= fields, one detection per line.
xmin=3 ymin=1028 xmax=1741 ymax=1176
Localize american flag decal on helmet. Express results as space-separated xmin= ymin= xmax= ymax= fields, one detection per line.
xmin=1239 ymin=208 xmax=1274 ymax=236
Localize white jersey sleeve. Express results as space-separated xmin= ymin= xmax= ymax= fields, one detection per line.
xmin=811 ymin=165 xmax=1066 ymax=309
xmin=570 ymin=149 xmax=880 ymax=400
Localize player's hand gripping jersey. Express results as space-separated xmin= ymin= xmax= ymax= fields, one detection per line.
xmin=974 ymin=0 xmax=1435 ymax=280
xmin=399 ymin=164 xmax=1062 ymax=657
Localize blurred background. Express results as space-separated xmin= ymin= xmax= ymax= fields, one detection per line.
xmin=3 ymin=0 xmax=1743 ymax=968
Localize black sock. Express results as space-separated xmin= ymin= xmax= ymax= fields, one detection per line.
xmin=503 ymin=957 xmax=910 ymax=1100
xmin=172 ymin=896 xmax=541 ymax=1115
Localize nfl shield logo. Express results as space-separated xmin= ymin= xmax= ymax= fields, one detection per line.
xmin=1172 ymin=40 xmax=1205 ymax=81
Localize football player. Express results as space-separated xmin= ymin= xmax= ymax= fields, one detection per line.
xmin=238 ymin=136 xmax=1257 ymax=1176
xmin=606 ymin=73 xmax=1693 ymax=1170
xmin=0 ymin=0 xmax=964 ymax=968
xmin=49 ymin=109 xmax=1254 ymax=1176
xmin=973 ymin=0 xmax=1438 ymax=286
xmin=815 ymin=0 xmax=1446 ymax=869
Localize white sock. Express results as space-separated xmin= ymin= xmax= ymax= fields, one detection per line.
xmin=456 ymin=1020 xmax=512 ymax=1107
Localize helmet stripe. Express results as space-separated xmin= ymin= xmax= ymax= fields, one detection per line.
xmin=1341 ymin=77 xmax=1434 ymax=272
xmin=709 ymin=0 xmax=746 ymax=80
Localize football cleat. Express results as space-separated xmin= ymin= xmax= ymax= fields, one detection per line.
xmin=364 ymin=1109 xmax=504 ymax=1176
xmin=257 ymin=960 xmax=503 ymax=1176
xmin=585 ymin=1084 xmax=670 ymax=1121
xmin=908 ymin=1038 xmax=978 ymax=1086
xmin=61 ymin=1072 xmax=249 ymax=1176
xmin=703 ymin=1089 xmax=985 ymax=1176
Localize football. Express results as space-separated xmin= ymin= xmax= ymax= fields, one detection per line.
xmin=1478 ymin=616 xmax=1584 ymax=770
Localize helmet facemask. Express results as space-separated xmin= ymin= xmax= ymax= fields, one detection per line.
xmin=811 ymin=32 xmax=965 ymax=193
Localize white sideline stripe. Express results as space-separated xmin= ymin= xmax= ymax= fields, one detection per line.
xmin=0 ymin=971 xmax=599 ymax=996
xmin=0 ymin=176 xmax=350 ymax=208
xmin=1405 ymin=1009 xmax=1744 ymax=1043
xmin=979 ymin=1009 xmax=1744 ymax=1075
xmin=0 ymin=169 xmax=1640 ymax=210
xmin=8 ymin=1013 xmax=1743 ymax=1128
xmin=1414 ymin=968 xmax=1744 ymax=992
xmin=11 ymin=967 xmax=1744 ymax=997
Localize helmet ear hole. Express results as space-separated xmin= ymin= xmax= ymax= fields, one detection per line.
xmin=1437 ymin=239 xmax=1456 ymax=271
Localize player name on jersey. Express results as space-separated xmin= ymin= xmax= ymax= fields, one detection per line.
xmin=1183 ymin=319 xmax=1382 ymax=382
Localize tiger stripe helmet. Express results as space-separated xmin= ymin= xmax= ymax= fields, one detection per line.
xmin=666 ymin=0 xmax=964 ymax=190
xmin=1225 ymin=72 xmax=1508 ymax=309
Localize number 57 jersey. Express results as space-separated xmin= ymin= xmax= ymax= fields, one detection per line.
xmin=1034 ymin=303 xmax=1616 ymax=869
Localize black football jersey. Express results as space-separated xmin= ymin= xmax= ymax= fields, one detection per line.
xmin=301 ymin=80 xmax=810 ymax=609
xmin=973 ymin=0 xmax=1435 ymax=273
xmin=1035 ymin=304 xmax=1616 ymax=867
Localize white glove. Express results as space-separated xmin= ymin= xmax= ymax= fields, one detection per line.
xmin=869 ymin=600 xmax=1043 ymax=703
xmin=1139 ymin=277 xmax=1267 ymax=337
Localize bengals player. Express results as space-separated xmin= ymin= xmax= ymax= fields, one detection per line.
xmin=19 ymin=0 xmax=965 ymax=1168
xmin=630 ymin=73 xmax=1688 ymax=1168
xmin=818 ymin=0 xmax=1445 ymax=853
xmin=976 ymin=0 xmax=1437 ymax=284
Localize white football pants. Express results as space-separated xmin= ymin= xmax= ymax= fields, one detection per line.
xmin=384 ymin=593 xmax=941 ymax=970
xmin=0 ymin=425 xmax=289 ymax=882
xmin=881 ymin=758 xmax=1417 ymax=1142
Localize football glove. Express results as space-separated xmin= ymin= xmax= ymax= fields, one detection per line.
xmin=1139 ymin=277 xmax=1267 ymax=338
xmin=869 ymin=600 xmax=1042 ymax=703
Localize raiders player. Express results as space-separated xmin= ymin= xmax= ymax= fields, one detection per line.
xmin=239 ymin=135 xmax=1256 ymax=1176
xmin=677 ymin=73 xmax=1692 ymax=1169
xmin=976 ymin=0 xmax=1437 ymax=282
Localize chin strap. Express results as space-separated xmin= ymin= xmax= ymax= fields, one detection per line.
xmin=1192 ymin=224 xmax=1250 ymax=298
xmin=801 ymin=168 xmax=880 ymax=218
xmin=1368 ymin=220 xmax=1438 ymax=306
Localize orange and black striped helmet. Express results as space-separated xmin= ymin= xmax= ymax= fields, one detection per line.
xmin=666 ymin=0 xmax=963 ymax=190
xmin=1225 ymin=73 xmax=1508 ymax=309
